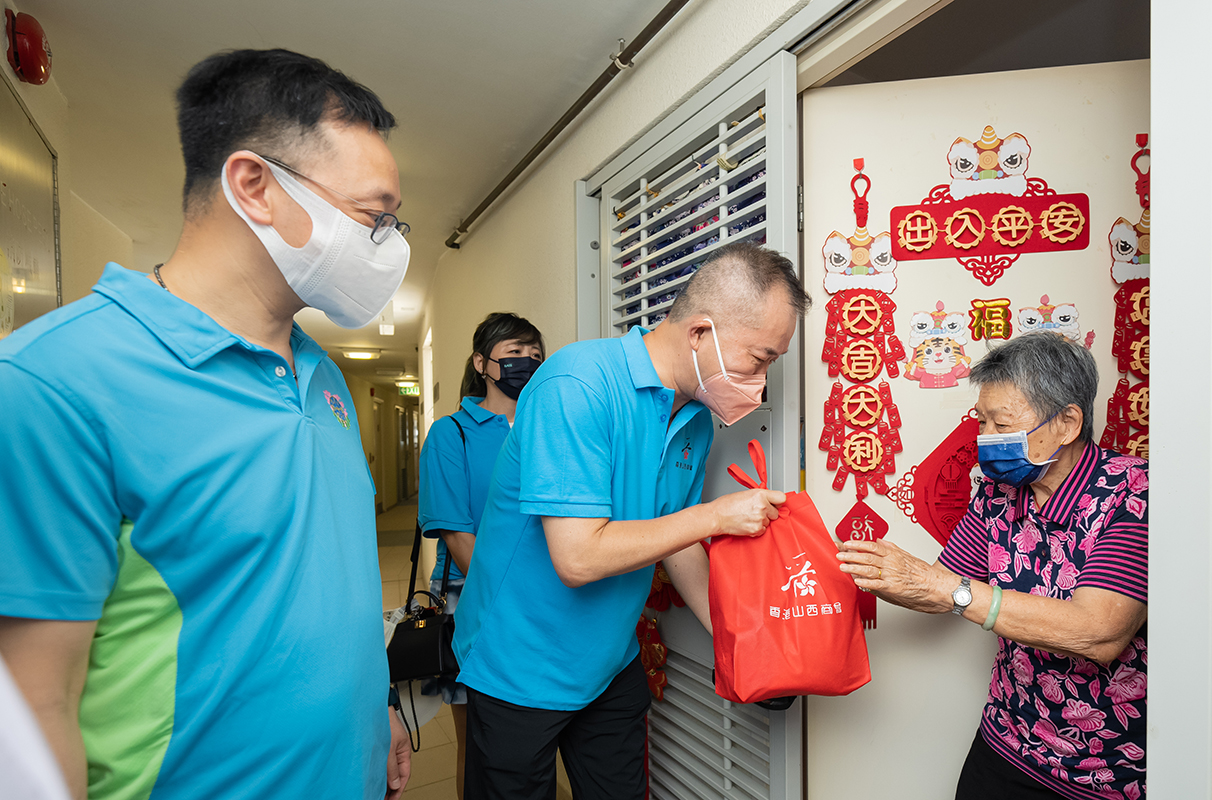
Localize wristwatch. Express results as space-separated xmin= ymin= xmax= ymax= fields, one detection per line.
xmin=951 ymin=576 xmax=973 ymax=616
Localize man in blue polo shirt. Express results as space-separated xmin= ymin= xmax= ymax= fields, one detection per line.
xmin=0 ymin=50 xmax=412 ymax=799
xmin=454 ymin=242 xmax=811 ymax=800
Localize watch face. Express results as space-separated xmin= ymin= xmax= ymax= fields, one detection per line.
xmin=954 ymin=587 xmax=973 ymax=606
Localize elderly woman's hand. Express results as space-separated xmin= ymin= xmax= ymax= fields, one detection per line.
xmin=836 ymin=539 xmax=954 ymax=614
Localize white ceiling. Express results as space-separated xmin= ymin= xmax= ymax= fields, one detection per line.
xmin=21 ymin=0 xmax=669 ymax=383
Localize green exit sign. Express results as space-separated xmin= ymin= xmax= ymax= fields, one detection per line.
xmin=399 ymin=385 xmax=420 ymax=396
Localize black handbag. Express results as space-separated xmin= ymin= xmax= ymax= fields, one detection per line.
xmin=386 ymin=522 xmax=460 ymax=683
xmin=386 ymin=416 xmax=466 ymax=684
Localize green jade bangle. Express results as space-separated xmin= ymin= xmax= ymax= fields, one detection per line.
xmin=982 ymin=585 xmax=1003 ymax=631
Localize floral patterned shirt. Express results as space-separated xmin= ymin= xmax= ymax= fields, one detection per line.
xmin=940 ymin=443 xmax=1148 ymax=800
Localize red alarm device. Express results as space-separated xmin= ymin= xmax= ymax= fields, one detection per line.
xmin=5 ymin=10 xmax=52 ymax=86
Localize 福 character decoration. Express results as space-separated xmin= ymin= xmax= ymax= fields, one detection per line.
xmin=836 ymin=500 xmax=889 ymax=628
xmin=820 ymin=160 xmax=905 ymax=500
xmin=887 ymin=409 xmax=980 ymax=548
xmin=889 ymin=125 xmax=1091 ymax=286
xmin=903 ymin=301 xmax=972 ymax=389
xmin=1101 ymin=134 xmax=1150 ymax=459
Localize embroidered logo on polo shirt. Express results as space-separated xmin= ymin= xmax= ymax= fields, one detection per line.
xmin=323 ymin=391 xmax=350 ymax=429
xmin=676 ymin=436 xmax=694 ymax=471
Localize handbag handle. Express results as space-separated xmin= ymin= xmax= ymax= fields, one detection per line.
xmin=726 ymin=439 xmax=768 ymax=490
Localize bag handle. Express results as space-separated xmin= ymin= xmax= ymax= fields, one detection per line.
xmin=726 ymin=439 xmax=768 ymax=490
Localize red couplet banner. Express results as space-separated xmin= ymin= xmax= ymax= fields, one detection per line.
xmin=890 ymin=192 xmax=1090 ymax=262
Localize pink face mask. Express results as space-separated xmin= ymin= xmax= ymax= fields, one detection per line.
xmin=692 ymin=318 xmax=766 ymax=426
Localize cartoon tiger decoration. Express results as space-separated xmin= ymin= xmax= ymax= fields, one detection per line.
xmin=904 ymin=336 xmax=972 ymax=389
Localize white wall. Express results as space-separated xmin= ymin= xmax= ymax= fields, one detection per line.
xmin=1 ymin=8 xmax=133 ymax=307
xmin=799 ymin=60 xmax=1149 ymax=799
xmin=419 ymin=0 xmax=811 ymax=419
xmin=1148 ymin=1 xmax=1212 ymax=797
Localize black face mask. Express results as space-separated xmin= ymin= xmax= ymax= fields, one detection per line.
xmin=487 ymin=356 xmax=542 ymax=400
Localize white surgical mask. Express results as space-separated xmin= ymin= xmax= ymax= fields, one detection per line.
xmin=221 ymin=157 xmax=410 ymax=329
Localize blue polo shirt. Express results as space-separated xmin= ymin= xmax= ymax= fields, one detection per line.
xmin=453 ymin=326 xmax=713 ymax=710
xmin=0 ymin=264 xmax=389 ymax=800
xmin=418 ymin=396 xmax=512 ymax=583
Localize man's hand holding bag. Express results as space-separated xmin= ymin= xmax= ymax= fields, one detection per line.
xmin=704 ymin=440 xmax=871 ymax=704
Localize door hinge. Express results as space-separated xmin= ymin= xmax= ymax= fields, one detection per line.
xmin=797 ymin=185 xmax=804 ymax=232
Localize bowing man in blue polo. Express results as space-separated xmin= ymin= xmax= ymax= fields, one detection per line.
xmin=454 ymin=242 xmax=811 ymax=800
xmin=417 ymin=311 xmax=545 ymax=799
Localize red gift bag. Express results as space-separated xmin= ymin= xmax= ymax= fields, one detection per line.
xmin=705 ymin=440 xmax=871 ymax=703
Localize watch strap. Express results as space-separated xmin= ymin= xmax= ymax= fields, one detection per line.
xmin=951 ymin=576 xmax=972 ymax=616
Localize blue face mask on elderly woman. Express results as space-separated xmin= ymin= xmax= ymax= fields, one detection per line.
xmin=976 ymin=416 xmax=1062 ymax=486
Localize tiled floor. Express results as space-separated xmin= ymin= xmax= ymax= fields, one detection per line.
xmin=400 ymin=703 xmax=460 ymax=799
xmin=379 ymin=501 xmax=419 ymax=611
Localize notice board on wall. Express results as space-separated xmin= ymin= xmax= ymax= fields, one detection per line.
xmin=0 ymin=75 xmax=58 ymax=340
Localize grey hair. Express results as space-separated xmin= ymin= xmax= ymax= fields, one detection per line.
xmin=969 ymin=333 xmax=1099 ymax=443
xmin=668 ymin=242 xmax=811 ymax=327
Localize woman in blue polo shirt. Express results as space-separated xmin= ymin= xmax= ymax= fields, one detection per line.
xmin=417 ymin=311 xmax=544 ymax=799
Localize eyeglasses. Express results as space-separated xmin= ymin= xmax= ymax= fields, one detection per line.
xmin=258 ymin=154 xmax=410 ymax=244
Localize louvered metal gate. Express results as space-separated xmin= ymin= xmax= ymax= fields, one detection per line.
xmin=592 ymin=52 xmax=803 ymax=800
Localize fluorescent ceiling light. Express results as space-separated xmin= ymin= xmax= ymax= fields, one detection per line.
xmin=396 ymin=380 xmax=418 ymax=388
xmin=342 ymin=349 xmax=381 ymax=360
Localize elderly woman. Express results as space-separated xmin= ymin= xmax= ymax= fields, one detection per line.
xmin=838 ymin=333 xmax=1148 ymax=800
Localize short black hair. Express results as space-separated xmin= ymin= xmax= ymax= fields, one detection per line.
xmin=176 ymin=48 xmax=396 ymax=213
xmin=460 ymin=313 xmax=546 ymax=400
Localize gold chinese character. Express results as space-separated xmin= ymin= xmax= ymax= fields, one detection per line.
xmin=1039 ymin=202 xmax=1086 ymax=244
xmin=1130 ymin=285 xmax=1150 ymax=326
xmin=944 ymin=208 xmax=986 ymax=250
xmin=841 ymin=294 xmax=883 ymax=336
xmin=969 ymin=298 xmax=1013 ymax=341
xmin=841 ymin=385 xmax=883 ymax=429
xmin=840 ymin=340 xmax=883 ymax=383
xmin=1128 ymin=385 xmax=1149 ymax=427
xmin=842 ymin=432 xmax=885 ymax=474
xmin=898 ymin=210 xmax=938 ymax=253
xmin=1129 ymin=336 xmax=1149 ymax=376
xmin=990 ymin=206 xmax=1034 ymax=247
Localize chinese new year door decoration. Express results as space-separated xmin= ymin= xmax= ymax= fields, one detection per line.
xmin=889 ymin=126 xmax=1091 ymax=286
xmin=1017 ymin=295 xmax=1096 ymax=349
xmin=1101 ymin=134 xmax=1150 ymax=459
xmin=637 ymin=561 xmax=684 ymax=701
xmin=836 ymin=500 xmax=889 ymax=628
xmin=903 ymin=301 xmax=972 ymax=389
xmin=820 ymin=160 xmax=904 ymax=499
xmin=887 ymin=410 xmax=980 ymax=548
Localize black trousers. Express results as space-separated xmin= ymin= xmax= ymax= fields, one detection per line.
xmin=464 ymin=655 xmax=652 ymax=800
xmin=955 ymin=731 xmax=1069 ymax=800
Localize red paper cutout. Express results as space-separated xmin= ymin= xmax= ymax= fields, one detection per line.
xmin=636 ymin=616 xmax=669 ymax=701
xmin=836 ymin=501 xmax=888 ymax=629
xmin=887 ymin=411 xmax=979 ymax=547
xmin=645 ymin=560 xmax=685 ymax=612
xmin=1101 ymin=136 xmax=1150 ymax=454
xmin=889 ymin=125 xmax=1091 ymax=285
xmin=821 ymin=162 xmax=903 ymax=498
xmin=823 ymin=160 xmax=898 ymax=295
xmin=969 ymin=298 xmax=1013 ymax=341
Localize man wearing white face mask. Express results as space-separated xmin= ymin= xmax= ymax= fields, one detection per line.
xmin=0 ymin=50 xmax=412 ymax=800
xmin=453 ymin=242 xmax=810 ymax=800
